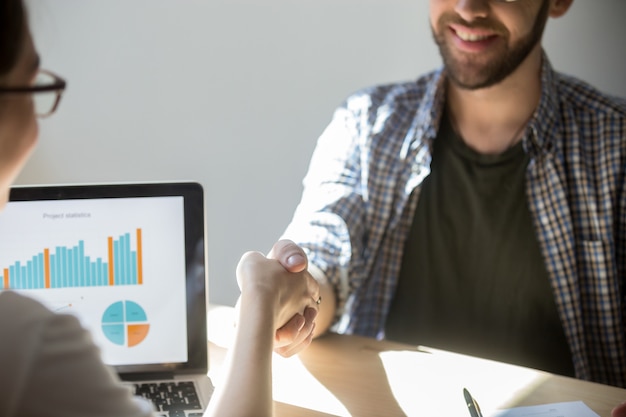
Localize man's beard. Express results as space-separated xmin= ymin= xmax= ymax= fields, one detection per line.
xmin=431 ymin=0 xmax=550 ymax=90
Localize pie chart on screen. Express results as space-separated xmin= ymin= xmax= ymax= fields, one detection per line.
xmin=101 ymin=300 xmax=150 ymax=347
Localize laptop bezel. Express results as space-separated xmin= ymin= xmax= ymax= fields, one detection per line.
xmin=7 ymin=181 xmax=209 ymax=377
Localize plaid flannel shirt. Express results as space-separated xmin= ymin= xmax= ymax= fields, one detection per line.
xmin=283 ymin=54 xmax=626 ymax=387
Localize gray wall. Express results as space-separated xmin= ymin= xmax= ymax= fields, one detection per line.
xmin=22 ymin=0 xmax=626 ymax=307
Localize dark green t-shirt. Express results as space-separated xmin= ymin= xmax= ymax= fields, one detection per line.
xmin=385 ymin=111 xmax=575 ymax=377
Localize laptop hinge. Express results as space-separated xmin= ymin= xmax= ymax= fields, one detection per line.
xmin=120 ymin=372 xmax=175 ymax=382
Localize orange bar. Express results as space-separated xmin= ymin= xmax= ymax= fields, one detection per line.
xmin=136 ymin=228 xmax=143 ymax=285
xmin=3 ymin=268 xmax=8 ymax=289
xmin=108 ymin=236 xmax=114 ymax=286
xmin=44 ymin=248 xmax=51 ymax=289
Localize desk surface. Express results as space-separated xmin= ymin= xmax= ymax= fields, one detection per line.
xmin=208 ymin=332 xmax=626 ymax=417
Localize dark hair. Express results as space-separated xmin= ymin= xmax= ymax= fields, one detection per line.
xmin=0 ymin=0 xmax=26 ymax=76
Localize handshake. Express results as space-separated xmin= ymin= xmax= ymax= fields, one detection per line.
xmin=235 ymin=239 xmax=326 ymax=358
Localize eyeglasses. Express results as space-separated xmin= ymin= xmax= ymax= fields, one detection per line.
xmin=0 ymin=69 xmax=66 ymax=118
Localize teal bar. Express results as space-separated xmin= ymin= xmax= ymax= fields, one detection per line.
xmin=27 ymin=259 xmax=33 ymax=289
xmin=72 ymin=246 xmax=79 ymax=287
xmin=121 ymin=234 xmax=128 ymax=285
xmin=85 ymin=255 xmax=91 ymax=287
xmin=75 ymin=245 xmax=81 ymax=287
xmin=96 ymin=259 xmax=103 ymax=286
xmin=55 ymin=248 xmax=62 ymax=288
xmin=15 ymin=262 xmax=21 ymax=289
xmin=50 ymin=254 xmax=56 ymax=288
xmin=117 ymin=237 xmax=123 ymax=285
xmin=114 ymin=240 xmax=120 ymax=285
xmin=68 ymin=248 xmax=74 ymax=288
xmin=79 ymin=241 xmax=85 ymax=287
xmin=125 ymin=234 xmax=131 ymax=285
xmin=126 ymin=233 xmax=132 ymax=285
xmin=120 ymin=235 xmax=126 ymax=285
xmin=60 ymin=247 xmax=67 ymax=288
xmin=9 ymin=265 xmax=15 ymax=289
xmin=36 ymin=253 xmax=43 ymax=289
xmin=21 ymin=265 xmax=27 ymax=289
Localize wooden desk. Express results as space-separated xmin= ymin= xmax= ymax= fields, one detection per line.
xmin=209 ymin=333 xmax=626 ymax=417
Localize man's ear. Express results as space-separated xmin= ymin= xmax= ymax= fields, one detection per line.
xmin=549 ymin=0 xmax=573 ymax=18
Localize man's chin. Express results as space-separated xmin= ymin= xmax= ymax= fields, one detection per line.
xmin=446 ymin=64 xmax=503 ymax=90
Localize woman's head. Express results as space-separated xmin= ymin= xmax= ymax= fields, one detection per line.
xmin=0 ymin=0 xmax=27 ymax=76
xmin=0 ymin=0 xmax=40 ymax=209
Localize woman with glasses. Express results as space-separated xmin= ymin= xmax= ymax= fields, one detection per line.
xmin=0 ymin=1 xmax=319 ymax=416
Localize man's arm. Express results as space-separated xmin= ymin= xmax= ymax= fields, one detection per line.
xmin=273 ymin=263 xmax=336 ymax=357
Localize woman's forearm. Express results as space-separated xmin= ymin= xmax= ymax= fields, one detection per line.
xmin=206 ymin=295 xmax=276 ymax=417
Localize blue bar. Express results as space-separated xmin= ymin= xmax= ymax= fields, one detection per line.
xmin=36 ymin=254 xmax=43 ymax=289
xmin=50 ymin=254 xmax=56 ymax=288
xmin=96 ymin=259 xmax=103 ymax=286
xmin=9 ymin=265 xmax=15 ymax=289
xmin=60 ymin=247 xmax=67 ymax=287
xmin=121 ymin=234 xmax=128 ymax=285
xmin=75 ymin=247 xmax=80 ymax=286
xmin=117 ymin=236 xmax=123 ymax=285
xmin=68 ymin=247 xmax=74 ymax=288
xmin=21 ymin=265 xmax=27 ymax=289
xmin=102 ymin=262 xmax=108 ymax=286
xmin=79 ymin=241 xmax=85 ymax=287
xmin=126 ymin=234 xmax=131 ymax=284
xmin=73 ymin=246 xmax=79 ymax=287
xmin=85 ymin=255 xmax=90 ymax=287
xmin=55 ymin=248 xmax=62 ymax=288
xmin=27 ymin=260 xmax=33 ymax=289
xmin=122 ymin=234 xmax=127 ymax=285
xmin=15 ymin=262 xmax=21 ymax=289
xmin=114 ymin=240 xmax=120 ymax=285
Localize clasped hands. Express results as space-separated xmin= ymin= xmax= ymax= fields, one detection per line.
xmin=236 ymin=239 xmax=321 ymax=357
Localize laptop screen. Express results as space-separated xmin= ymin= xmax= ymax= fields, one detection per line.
xmin=0 ymin=182 xmax=208 ymax=376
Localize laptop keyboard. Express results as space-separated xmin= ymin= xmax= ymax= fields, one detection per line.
xmin=132 ymin=381 xmax=204 ymax=417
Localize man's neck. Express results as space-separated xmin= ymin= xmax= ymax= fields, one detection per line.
xmin=446 ymin=46 xmax=543 ymax=155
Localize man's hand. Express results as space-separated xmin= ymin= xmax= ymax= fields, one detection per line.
xmin=267 ymin=240 xmax=319 ymax=357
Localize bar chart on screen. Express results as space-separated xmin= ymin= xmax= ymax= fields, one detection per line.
xmin=0 ymin=228 xmax=144 ymax=290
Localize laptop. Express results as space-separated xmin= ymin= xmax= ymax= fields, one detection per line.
xmin=0 ymin=181 xmax=214 ymax=416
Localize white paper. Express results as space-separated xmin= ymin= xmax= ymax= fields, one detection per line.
xmin=490 ymin=401 xmax=600 ymax=417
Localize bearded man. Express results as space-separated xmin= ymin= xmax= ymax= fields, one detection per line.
xmin=276 ymin=0 xmax=626 ymax=391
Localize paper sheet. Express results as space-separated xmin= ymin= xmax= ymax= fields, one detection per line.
xmin=490 ymin=401 xmax=600 ymax=417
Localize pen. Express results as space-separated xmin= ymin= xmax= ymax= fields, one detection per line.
xmin=463 ymin=388 xmax=484 ymax=417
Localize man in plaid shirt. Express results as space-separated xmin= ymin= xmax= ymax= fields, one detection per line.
xmin=276 ymin=0 xmax=626 ymax=404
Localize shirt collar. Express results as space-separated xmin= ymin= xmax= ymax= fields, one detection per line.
xmin=524 ymin=51 xmax=560 ymax=157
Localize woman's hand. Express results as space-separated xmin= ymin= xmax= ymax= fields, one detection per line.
xmin=236 ymin=240 xmax=320 ymax=333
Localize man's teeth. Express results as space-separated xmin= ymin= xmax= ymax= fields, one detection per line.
xmin=456 ymin=31 xmax=491 ymax=42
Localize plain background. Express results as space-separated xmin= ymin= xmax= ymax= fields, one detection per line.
xmin=22 ymin=0 xmax=626 ymax=307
